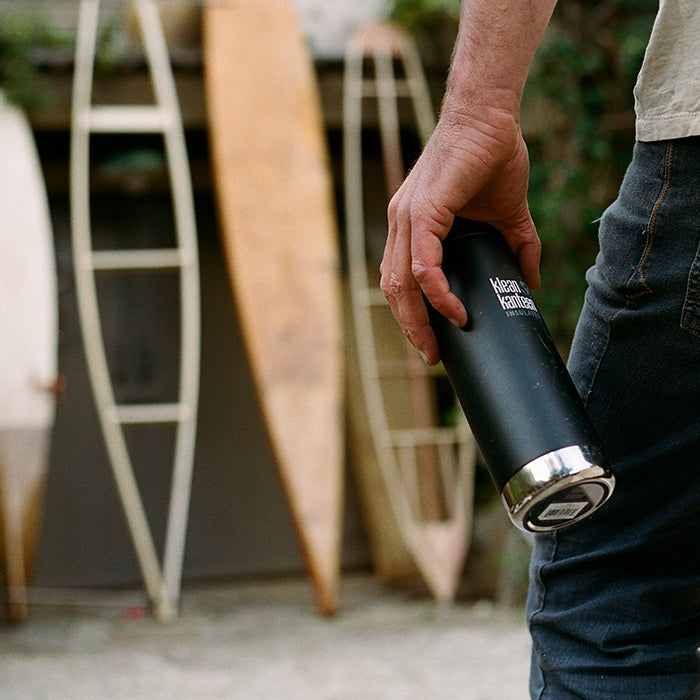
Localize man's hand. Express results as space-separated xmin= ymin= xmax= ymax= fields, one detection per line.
xmin=380 ymin=102 xmax=541 ymax=365
xmin=379 ymin=0 xmax=556 ymax=365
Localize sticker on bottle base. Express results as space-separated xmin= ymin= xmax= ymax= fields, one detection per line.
xmin=525 ymin=481 xmax=611 ymax=531
xmin=537 ymin=501 xmax=589 ymax=521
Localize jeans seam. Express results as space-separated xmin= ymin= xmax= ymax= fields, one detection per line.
xmin=576 ymin=305 xmax=614 ymax=408
xmin=530 ymin=533 xmax=558 ymax=699
xmin=630 ymin=141 xmax=675 ymax=300
xmin=681 ymin=238 xmax=700 ymax=338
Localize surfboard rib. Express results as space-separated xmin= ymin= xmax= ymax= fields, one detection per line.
xmin=70 ymin=0 xmax=200 ymax=621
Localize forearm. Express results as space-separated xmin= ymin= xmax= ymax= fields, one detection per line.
xmin=445 ymin=0 xmax=558 ymax=118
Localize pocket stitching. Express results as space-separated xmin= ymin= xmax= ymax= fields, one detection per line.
xmin=629 ymin=142 xmax=675 ymax=300
xmin=681 ymin=238 xmax=700 ymax=338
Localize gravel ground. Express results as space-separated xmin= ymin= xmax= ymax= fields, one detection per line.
xmin=0 ymin=574 xmax=530 ymax=699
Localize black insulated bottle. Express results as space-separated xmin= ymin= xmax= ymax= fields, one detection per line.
xmin=429 ymin=218 xmax=615 ymax=532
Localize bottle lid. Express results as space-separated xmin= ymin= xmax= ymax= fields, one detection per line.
xmin=501 ymin=445 xmax=615 ymax=532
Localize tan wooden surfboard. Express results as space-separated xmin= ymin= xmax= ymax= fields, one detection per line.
xmin=203 ymin=0 xmax=344 ymax=615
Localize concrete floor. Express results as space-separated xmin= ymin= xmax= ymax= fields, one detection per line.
xmin=0 ymin=574 xmax=531 ymax=699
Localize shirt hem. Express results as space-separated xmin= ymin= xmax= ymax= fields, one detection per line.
xmin=635 ymin=113 xmax=700 ymax=142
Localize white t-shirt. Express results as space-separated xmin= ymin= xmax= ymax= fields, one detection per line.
xmin=634 ymin=0 xmax=700 ymax=141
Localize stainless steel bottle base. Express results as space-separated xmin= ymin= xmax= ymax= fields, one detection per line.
xmin=501 ymin=445 xmax=615 ymax=532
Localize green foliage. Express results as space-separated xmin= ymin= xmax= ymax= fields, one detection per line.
xmin=0 ymin=9 xmax=121 ymax=114
xmin=0 ymin=12 xmax=65 ymax=112
xmin=389 ymin=0 xmax=461 ymax=28
xmin=524 ymin=0 xmax=657 ymax=347
xmin=388 ymin=0 xmax=460 ymax=70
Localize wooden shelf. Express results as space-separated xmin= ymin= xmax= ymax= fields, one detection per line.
xmin=28 ymin=54 xmax=435 ymax=133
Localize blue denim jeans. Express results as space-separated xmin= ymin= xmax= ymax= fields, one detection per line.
xmin=527 ymin=137 xmax=700 ymax=699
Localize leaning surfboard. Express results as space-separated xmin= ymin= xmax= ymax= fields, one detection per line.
xmin=0 ymin=92 xmax=58 ymax=623
xmin=203 ymin=0 xmax=344 ymax=615
xmin=343 ymin=23 xmax=476 ymax=603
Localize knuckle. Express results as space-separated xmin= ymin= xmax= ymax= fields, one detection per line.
xmin=402 ymin=327 xmax=417 ymax=347
xmin=380 ymin=270 xmax=409 ymax=305
xmin=411 ymin=260 xmax=427 ymax=282
xmin=411 ymin=260 xmax=432 ymax=288
xmin=379 ymin=274 xmax=392 ymax=301
xmin=388 ymin=272 xmax=405 ymax=299
xmin=387 ymin=195 xmax=399 ymax=219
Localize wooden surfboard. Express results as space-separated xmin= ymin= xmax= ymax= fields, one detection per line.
xmin=0 ymin=93 xmax=58 ymax=623
xmin=203 ymin=0 xmax=344 ymax=615
xmin=343 ymin=23 xmax=476 ymax=603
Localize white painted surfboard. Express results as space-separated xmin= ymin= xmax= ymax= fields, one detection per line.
xmin=0 ymin=92 xmax=58 ymax=622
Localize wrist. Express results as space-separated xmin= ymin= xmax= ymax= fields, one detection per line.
xmin=436 ymin=94 xmax=523 ymax=167
xmin=444 ymin=54 xmax=528 ymax=126
xmin=441 ymin=84 xmax=523 ymax=127
xmin=444 ymin=0 xmax=557 ymax=119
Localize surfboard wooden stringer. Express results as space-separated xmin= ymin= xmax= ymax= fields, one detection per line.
xmin=344 ymin=23 xmax=476 ymax=603
xmin=70 ymin=0 xmax=200 ymax=621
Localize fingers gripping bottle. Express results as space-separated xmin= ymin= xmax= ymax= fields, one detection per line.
xmin=429 ymin=218 xmax=615 ymax=532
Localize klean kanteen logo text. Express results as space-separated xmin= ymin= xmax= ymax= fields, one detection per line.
xmin=489 ymin=277 xmax=539 ymax=318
